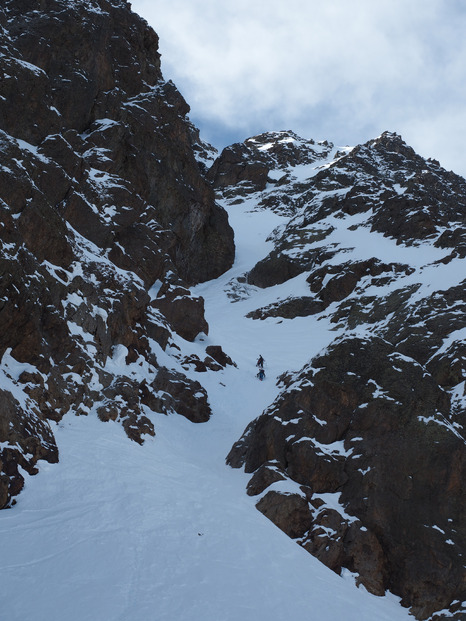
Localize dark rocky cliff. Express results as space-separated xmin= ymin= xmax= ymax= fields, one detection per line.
xmin=0 ymin=0 xmax=234 ymax=508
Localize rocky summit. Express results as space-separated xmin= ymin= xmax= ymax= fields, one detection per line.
xmin=0 ymin=2 xmax=465 ymax=621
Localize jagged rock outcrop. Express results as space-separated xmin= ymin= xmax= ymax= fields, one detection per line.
xmin=0 ymin=0 xmax=234 ymax=507
xmin=218 ymin=130 xmax=466 ymax=619
xmin=228 ymin=337 xmax=466 ymax=619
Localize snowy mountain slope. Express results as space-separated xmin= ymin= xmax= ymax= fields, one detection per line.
xmin=0 ymin=0 xmax=465 ymax=619
xmin=0 ymin=200 xmax=413 ymax=621
xmin=0 ymin=2 xmax=412 ymax=618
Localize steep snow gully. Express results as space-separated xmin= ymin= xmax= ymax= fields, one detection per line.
xmin=0 ymin=198 xmax=413 ymax=621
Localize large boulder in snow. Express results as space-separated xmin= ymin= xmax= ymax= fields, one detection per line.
xmin=150 ymin=367 xmax=211 ymax=423
xmin=150 ymin=284 xmax=209 ymax=342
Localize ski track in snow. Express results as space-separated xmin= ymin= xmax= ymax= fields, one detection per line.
xmin=0 ymin=202 xmax=414 ymax=621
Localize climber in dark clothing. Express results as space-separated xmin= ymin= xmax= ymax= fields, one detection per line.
xmin=257 ymin=368 xmax=265 ymax=381
xmin=257 ymin=355 xmax=264 ymax=368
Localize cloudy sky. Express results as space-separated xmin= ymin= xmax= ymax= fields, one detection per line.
xmin=131 ymin=0 xmax=466 ymax=177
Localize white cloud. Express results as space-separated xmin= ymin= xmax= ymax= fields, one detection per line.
xmin=132 ymin=0 xmax=466 ymax=177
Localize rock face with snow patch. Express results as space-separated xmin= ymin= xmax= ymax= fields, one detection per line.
xmin=0 ymin=0 xmax=234 ymax=507
xmin=221 ymin=131 xmax=466 ymax=619
xmin=242 ymin=132 xmax=466 ymax=292
xmin=208 ymin=130 xmax=334 ymax=202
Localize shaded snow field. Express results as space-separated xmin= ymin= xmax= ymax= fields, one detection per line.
xmin=0 ymin=201 xmax=419 ymax=621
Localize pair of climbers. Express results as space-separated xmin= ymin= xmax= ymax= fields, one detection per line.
xmin=256 ymin=355 xmax=265 ymax=380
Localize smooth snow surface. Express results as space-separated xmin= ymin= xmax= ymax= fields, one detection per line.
xmin=0 ymin=202 xmax=413 ymax=621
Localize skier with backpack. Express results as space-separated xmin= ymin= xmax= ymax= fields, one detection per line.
xmin=256 ymin=355 xmax=265 ymax=380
